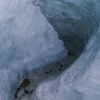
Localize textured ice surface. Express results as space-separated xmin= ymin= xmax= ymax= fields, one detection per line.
xmin=0 ymin=0 xmax=67 ymax=100
xmin=36 ymin=0 xmax=100 ymax=100
xmin=39 ymin=0 xmax=99 ymax=58
xmin=1 ymin=0 xmax=100 ymax=100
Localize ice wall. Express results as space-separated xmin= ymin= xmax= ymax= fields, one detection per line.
xmin=39 ymin=0 xmax=99 ymax=56
xmin=36 ymin=0 xmax=100 ymax=100
xmin=0 ymin=0 xmax=67 ymax=100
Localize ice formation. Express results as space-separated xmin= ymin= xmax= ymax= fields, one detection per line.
xmin=0 ymin=0 xmax=67 ymax=100
xmin=36 ymin=0 xmax=100 ymax=100
xmin=1 ymin=0 xmax=100 ymax=100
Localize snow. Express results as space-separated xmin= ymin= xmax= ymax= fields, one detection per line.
xmin=0 ymin=0 xmax=67 ymax=100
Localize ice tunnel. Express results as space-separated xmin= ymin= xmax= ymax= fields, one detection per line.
xmin=0 ymin=0 xmax=100 ymax=100
xmin=37 ymin=0 xmax=100 ymax=100
xmin=39 ymin=0 xmax=99 ymax=67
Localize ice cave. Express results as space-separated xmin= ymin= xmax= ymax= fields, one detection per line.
xmin=0 ymin=0 xmax=100 ymax=100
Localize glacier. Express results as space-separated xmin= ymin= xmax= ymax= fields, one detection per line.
xmin=36 ymin=0 xmax=100 ymax=100
xmin=0 ymin=0 xmax=67 ymax=100
xmin=0 ymin=0 xmax=100 ymax=100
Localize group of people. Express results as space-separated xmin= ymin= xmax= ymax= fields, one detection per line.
xmin=45 ymin=64 xmax=64 ymax=75
xmin=14 ymin=64 xmax=65 ymax=99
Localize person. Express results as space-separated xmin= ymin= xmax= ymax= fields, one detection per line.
xmin=15 ymin=79 xmax=30 ymax=99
